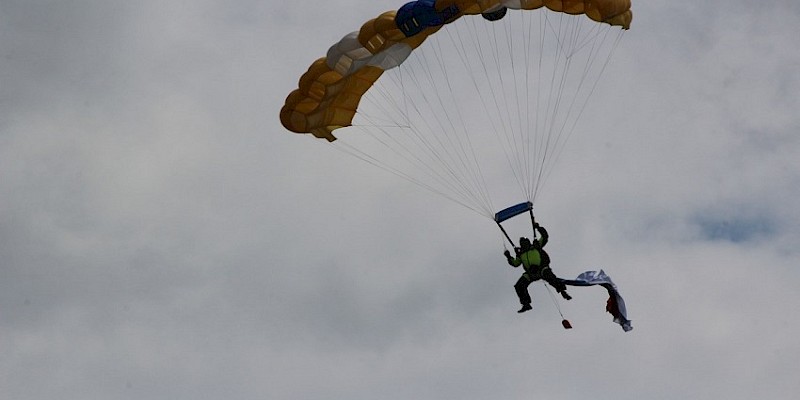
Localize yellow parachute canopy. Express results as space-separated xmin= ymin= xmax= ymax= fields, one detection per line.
xmin=280 ymin=0 xmax=631 ymax=141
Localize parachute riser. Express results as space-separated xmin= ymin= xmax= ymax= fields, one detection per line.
xmin=496 ymin=222 xmax=515 ymax=248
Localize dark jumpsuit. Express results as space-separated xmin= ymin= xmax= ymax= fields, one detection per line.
xmin=507 ymin=227 xmax=567 ymax=305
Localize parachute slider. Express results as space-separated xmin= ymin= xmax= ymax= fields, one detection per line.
xmin=494 ymin=201 xmax=533 ymax=223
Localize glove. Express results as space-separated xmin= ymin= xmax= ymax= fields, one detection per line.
xmin=503 ymin=250 xmax=511 ymax=257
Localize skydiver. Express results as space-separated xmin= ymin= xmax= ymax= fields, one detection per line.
xmin=504 ymin=222 xmax=571 ymax=313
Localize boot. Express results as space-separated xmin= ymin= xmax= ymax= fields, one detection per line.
xmin=517 ymin=304 xmax=532 ymax=313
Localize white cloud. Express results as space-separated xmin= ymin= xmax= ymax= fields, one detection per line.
xmin=2 ymin=1 xmax=799 ymax=399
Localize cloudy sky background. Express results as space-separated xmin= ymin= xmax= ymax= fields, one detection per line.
xmin=2 ymin=1 xmax=799 ymax=399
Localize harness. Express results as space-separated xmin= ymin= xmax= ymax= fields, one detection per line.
xmin=520 ymin=247 xmax=551 ymax=280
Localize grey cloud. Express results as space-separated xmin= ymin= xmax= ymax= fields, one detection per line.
xmin=3 ymin=1 xmax=800 ymax=399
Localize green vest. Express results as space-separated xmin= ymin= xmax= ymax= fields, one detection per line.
xmin=511 ymin=249 xmax=542 ymax=272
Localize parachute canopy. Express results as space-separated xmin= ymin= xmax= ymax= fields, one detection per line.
xmin=281 ymin=0 xmax=631 ymax=141
xmin=281 ymin=0 xmax=632 ymax=219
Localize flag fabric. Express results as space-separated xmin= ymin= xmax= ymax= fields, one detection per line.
xmin=560 ymin=270 xmax=633 ymax=332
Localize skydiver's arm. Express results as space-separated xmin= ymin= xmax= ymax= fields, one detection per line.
xmin=504 ymin=250 xmax=521 ymax=267
xmin=536 ymin=225 xmax=549 ymax=247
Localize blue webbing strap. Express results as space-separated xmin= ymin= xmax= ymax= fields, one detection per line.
xmin=494 ymin=201 xmax=533 ymax=223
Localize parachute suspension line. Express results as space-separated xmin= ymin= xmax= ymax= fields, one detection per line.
xmin=543 ymin=282 xmax=568 ymax=321
xmin=528 ymin=10 xmax=549 ymax=203
xmin=541 ymin=13 xmax=590 ymax=200
xmin=443 ymin=27 xmax=521 ymax=209
xmin=542 ymin=25 xmax=626 ymax=189
xmin=356 ymin=74 xmax=472 ymax=202
xmin=521 ymin=11 xmax=540 ymax=203
xmin=419 ymin=39 xmax=494 ymax=217
xmin=461 ymin=18 xmax=512 ymax=141
xmin=400 ymin=50 xmax=494 ymax=214
xmin=482 ymin=14 xmax=533 ymax=203
xmin=547 ymin=15 xmax=592 ymax=159
xmin=330 ymin=129 xmax=490 ymax=218
xmin=488 ymin=18 xmax=528 ymax=192
xmin=447 ymin=19 xmax=520 ymax=198
xmin=354 ymin=61 xmax=414 ymax=129
xmin=536 ymin=16 xmax=571 ymax=199
xmin=356 ymin=79 xmax=411 ymax=128
xmin=533 ymin=12 xmax=571 ymax=201
xmin=527 ymin=12 xmax=625 ymax=203
xmin=431 ymin=40 xmax=497 ymax=217
xmin=352 ymin=68 xmax=496 ymax=218
xmin=380 ymin=65 xmax=412 ymax=129
xmin=517 ymin=12 xmax=539 ymax=203
xmin=464 ymin=17 xmax=528 ymax=198
xmin=503 ymin=12 xmax=529 ymax=202
xmin=548 ymin=17 xmax=597 ymax=156
xmin=507 ymin=17 xmax=537 ymax=203
xmin=429 ymin=33 xmax=495 ymax=215
xmin=361 ymin=32 xmax=502 ymax=218
xmin=530 ymin=11 xmax=549 ymax=203
xmin=522 ymin=10 xmax=536 ymax=202
xmin=429 ymin=15 xmax=531 ymax=208
xmin=355 ymin=109 xmax=476 ymax=205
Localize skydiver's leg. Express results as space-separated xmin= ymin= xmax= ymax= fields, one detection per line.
xmin=514 ymin=274 xmax=533 ymax=312
xmin=542 ymin=268 xmax=571 ymax=300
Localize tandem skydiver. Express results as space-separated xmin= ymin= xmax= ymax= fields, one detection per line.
xmin=504 ymin=222 xmax=572 ymax=313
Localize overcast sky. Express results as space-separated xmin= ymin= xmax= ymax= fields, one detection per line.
xmin=2 ymin=1 xmax=799 ymax=399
